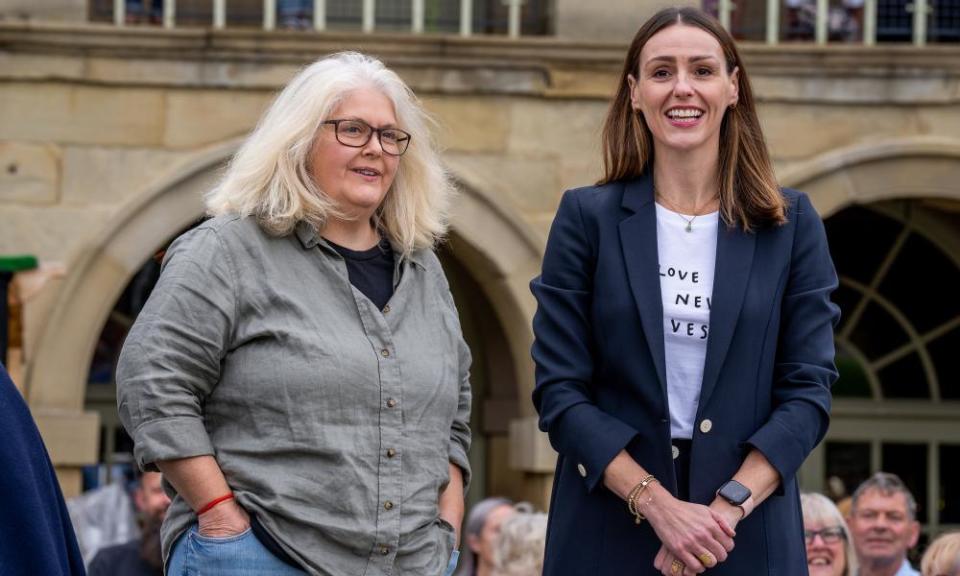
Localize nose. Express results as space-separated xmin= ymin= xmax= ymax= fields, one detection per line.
xmin=362 ymin=131 xmax=384 ymax=156
xmin=673 ymin=71 xmax=694 ymax=98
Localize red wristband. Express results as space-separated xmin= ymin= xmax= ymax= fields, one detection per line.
xmin=196 ymin=493 xmax=234 ymax=516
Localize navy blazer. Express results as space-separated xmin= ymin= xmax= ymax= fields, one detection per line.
xmin=530 ymin=174 xmax=840 ymax=575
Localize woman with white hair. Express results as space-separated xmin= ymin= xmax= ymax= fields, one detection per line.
xmin=117 ymin=52 xmax=471 ymax=576
xmin=801 ymin=492 xmax=858 ymax=576
xmin=922 ymin=532 xmax=960 ymax=576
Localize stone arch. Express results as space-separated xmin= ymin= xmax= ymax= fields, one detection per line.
xmin=26 ymin=141 xmax=546 ymax=493
xmin=778 ymin=135 xmax=960 ymax=217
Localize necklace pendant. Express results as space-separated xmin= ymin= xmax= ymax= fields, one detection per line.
xmin=685 ymin=222 xmax=693 ymax=232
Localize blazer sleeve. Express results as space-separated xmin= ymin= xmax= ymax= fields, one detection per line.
xmin=116 ymin=226 xmax=237 ymax=471
xmin=531 ymin=189 xmax=639 ymax=493
xmin=746 ymin=192 xmax=841 ymax=489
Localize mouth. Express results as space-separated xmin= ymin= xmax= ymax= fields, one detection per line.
xmin=808 ymin=557 xmax=833 ymax=567
xmin=352 ymin=167 xmax=382 ymax=178
xmin=665 ymin=107 xmax=704 ymax=124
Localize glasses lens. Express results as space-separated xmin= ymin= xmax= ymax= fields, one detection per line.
xmin=805 ymin=528 xmax=844 ymax=544
xmin=336 ymin=120 xmax=371 ymax=145
xmin=381 ymin=129 xmax=410 ymax=156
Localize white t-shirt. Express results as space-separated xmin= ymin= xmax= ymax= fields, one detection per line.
xmin=655 ymin=203 xmax=719 ymax=439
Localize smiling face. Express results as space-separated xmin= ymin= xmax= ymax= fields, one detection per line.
xmin=848 ymin=489 xmax=920 ymax=569
xmin=805 ymin=521 xmax=848 ymax=576
xmin=627 ymin=23 xmax=739 ymax=159
xmin=309 ymin=86 xmax=401 ymax=222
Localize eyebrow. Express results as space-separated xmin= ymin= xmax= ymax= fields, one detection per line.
xmin=342 ymin=116 xmax=398 ymax=129
xmin=644 ymin=55 xmax=720 ymax=66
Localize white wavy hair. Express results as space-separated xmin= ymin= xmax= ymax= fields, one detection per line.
xmin=206 ymin=51 xmax=453 ymax=255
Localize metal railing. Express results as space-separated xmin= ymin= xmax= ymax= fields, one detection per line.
xmin=712 ymin=0 xmax=950 ymax=46
xmin=110 ymin=0 xmax=534 ymax=37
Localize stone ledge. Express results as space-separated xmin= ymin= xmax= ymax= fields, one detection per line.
xmin=1 ymin=21 xmax=959 ymax=102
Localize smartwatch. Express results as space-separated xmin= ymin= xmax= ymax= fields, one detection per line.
xmin=716 ymin=480 xmax=755 ymax=519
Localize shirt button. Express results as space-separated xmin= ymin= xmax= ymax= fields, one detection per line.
xmin=384 ymin=501 xmax=394 ymax=510
xmin=383 ymin=304 xmax=391 ymax=313
xmin=387 ymin=398 xmax=397 ymax=408
xmin=700 ymin=419 xmax=713 ymax=434
xmin=380 ymin=546 xmax=389 ymax=556
xmin=380 ymin=348 xmax=390 ymax=358
xmin=577 ymin=463 xmax=587 ymax=477
xmin=387 ymin=448 xmax=396 ymax=458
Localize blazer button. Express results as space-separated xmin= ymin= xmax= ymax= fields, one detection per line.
xmin=672 ymin=445 xmax=680 ymax=460
xmin=700 ymin=419 xmax=713 ymax=434
xmin=577 ymin=463 xmax=587 ymax=477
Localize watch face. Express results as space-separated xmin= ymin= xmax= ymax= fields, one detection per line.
xmin=719 ymin=480 xmax=751 ymax=505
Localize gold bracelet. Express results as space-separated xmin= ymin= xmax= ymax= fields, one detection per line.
xmin=626 ymin=475 xmax=658 ymax=525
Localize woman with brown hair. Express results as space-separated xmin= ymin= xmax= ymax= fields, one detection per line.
xmin=530 ymin=6 xmax=840 ymax=575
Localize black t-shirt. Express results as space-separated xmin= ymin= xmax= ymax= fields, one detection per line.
xmin=327 ymin=238 xmax=395 ymax=311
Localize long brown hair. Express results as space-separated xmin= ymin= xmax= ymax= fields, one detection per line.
xmin=599 ymin=6 xmax=786 ymax=230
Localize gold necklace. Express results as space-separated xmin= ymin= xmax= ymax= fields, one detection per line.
xmin=655 ymin=188 xmax=719 ymax=233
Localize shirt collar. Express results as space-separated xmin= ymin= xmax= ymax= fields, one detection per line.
xmin=294 ymin=220 xmax=426 ymax=269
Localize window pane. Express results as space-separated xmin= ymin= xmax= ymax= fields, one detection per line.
xmin=930 ymin=325 xmax=960 ymax=400
xmin=833 ymin=284 xmax=861 ymax=335
xmin=826 ymin=442 xmax=871 ymax=500
xmin=834 ymin=346 xmax=873 ymax=398
xmin=878 ymin=233 xmax=960 ymax=335
xmin=877 ymin=352 xmax=929 ymax=399
xmin=850 ymin=301 xmax=910 ymax=361
xmin=882 ymin=443 xmax=927 ymax=523
xmin=940 ymin=445 xmax=960 ymax=523
xmin=825 ymin=206 xmax=902 ymax=286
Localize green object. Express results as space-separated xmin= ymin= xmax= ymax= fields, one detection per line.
xmin=0 ymin=255 xmax=38 ymax=273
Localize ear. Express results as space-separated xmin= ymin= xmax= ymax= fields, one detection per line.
xmin=467 ymin=533 xmax=482 ymax=554
xmin=728 ymin=66 xmax=740 ymax=108
xmin=627 ymin=74 xmax=641 ymax=111
xmin=907 ymin=520 xmax=921 ymax=548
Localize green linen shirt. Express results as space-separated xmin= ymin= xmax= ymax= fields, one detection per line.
xmin=116 ymin=215 xmax=472 ymax=576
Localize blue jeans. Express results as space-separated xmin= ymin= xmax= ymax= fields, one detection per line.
xmin=166 ymin=525 xmax=307 ymax=576
xmin=168 ymin=524 xmax=460 ymax=576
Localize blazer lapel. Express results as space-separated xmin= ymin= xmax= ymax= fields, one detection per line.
xmin=618 ymin=174 xmax=668 ymax=405
xmin=698 ymin=221 xmax=756 ymax=410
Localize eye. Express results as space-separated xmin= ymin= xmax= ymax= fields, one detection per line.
xmin=340 ymin=121 xmax=367 ymax=136
xmin=695 ymin=66 xmax=714 ymax=76
xmin=652 ymin=68 xmax=671 ymax=79
xmin=380 ymin=129 xmax=400 ymax=144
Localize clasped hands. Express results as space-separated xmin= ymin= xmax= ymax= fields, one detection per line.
xmin=642 ymin=483 xmax=742 ymax=575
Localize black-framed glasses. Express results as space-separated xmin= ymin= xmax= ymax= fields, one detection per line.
xmin=322 ymin=119 xmax=411 ymax=156
xmin=804 ymin=527 xmax=846 ymax=544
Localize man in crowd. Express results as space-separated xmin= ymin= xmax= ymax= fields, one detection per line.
xmin=88 ymin=470 xmax=170 ymax=576
xmin=848 ymin=472 xmax=921 ymax=576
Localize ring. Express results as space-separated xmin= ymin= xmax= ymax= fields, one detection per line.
xmin=698 ymin=552 xmax=717 ymax=568
xmin=671 ymin=559 xmax=684 ymax=575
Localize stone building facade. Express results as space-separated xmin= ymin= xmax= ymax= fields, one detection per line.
xmin=2 ymin=0 xmax=959 ymax=540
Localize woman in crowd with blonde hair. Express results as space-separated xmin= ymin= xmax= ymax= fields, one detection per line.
xmin=118 ymin=51 xmax=471 ymax=576
xmin=801 ymin=492 xmax=858 ymax=576
xmin=922 ymin=532 xmax=960 ymax=576
xmin=492 ymin=511 xmax=548 ymax=576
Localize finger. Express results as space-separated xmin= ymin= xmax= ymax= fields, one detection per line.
xmin=709 ymin=509 xmax=737 ymax=539
xmin=675 ymin=550 xmax=706 ymax=574
xmin=654 ymin=546 xmax=668 ymax=572
xmin=695 ymin=549 xmax=720 ymax=569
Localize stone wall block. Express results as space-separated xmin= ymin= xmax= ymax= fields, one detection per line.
xmin=62 ymin=146 xmax=194 ymax=205
xmin=424 ymin=97 xmax=510 ymax=153
xmin=0 ymin=141 xmax=60 ymax=204
xmin=163 ymin=90 xmax=271 ymax=148
xmin=0 ymin=83 xmax=165 ymax=146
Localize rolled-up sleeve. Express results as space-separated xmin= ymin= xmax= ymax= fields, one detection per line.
xmin=746 ymin=192 xmax=840 ymax=488
xmin=531 ymin=190 xmax=638 ymax=493
xmin=440 ymin=283 xmax=473 ymax=492
xmin=116 ymin=227 xmax=237 ymax=471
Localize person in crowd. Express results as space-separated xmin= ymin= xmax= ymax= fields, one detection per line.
xmin=0 ymin=362 xmax=86 ymax=576
xmin=530 ymin=6 xmax=840 ymax=575
xmin=117 ymin=51 xmax=471 ymax=576
xmin=87 ymin=471 xmax=171 ymax=576
xmin=459 ymin=498 xmax=522 ymax=576
xmin=848 ymin=472 xmax=921 ymax=576
xmin=921 ymin=531 xmax=960 ymax=576
xmin=802 ymin=492 xmax=858 ymax=576
xmin=492 ymin=511 xmax=548 ymax=576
